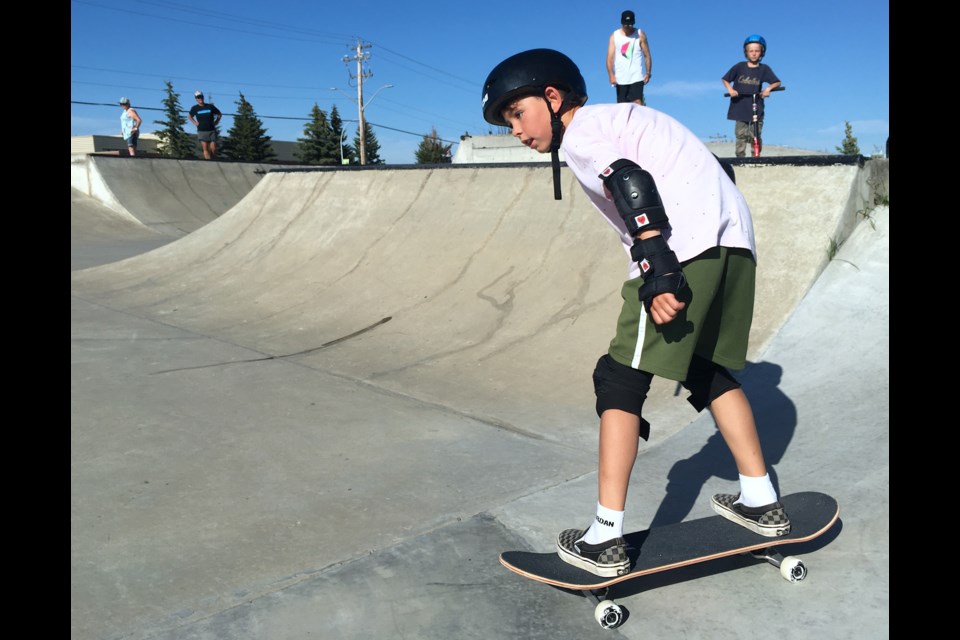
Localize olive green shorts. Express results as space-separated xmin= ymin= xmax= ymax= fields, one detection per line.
xmin=607 ymin=246 xmax=756 ymax=382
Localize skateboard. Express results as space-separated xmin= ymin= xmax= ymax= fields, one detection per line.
xmin=500 ymin=491 xmax=839 ymax=629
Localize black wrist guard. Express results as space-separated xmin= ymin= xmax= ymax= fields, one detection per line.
xmin=630 ymin=235 xmax=681 ymax=279
xmin=630 ymin=235 xmax=686 ymax=312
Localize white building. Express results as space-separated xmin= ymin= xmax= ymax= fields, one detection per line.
xmin=451 ymin=134 xmax=563 ymax=164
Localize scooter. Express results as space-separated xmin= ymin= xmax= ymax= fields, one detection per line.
xmin=723 ymin=86 xmax=785 ymax=157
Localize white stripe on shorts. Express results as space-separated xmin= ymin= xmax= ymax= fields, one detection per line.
xmin=630 ymin=307 xmax=647 ymax=368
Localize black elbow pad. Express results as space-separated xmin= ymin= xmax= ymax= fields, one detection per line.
xmin=600 ymin=159 xmax=669 ymax=235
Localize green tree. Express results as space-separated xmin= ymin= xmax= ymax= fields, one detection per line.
xmin=153 ymin=81 xmax=196 ymax=158
xmin=835 ymin=121 xmax=861 ymax=155
xmin=295 ymin=104 xmax=340 ymax=165
xmin=220 ymin=92 xmax=276 ymax=162
xmin=414 ymin=126 xmax=452 ymax=164
xmin=354 ymin=120 xmax=384 ymax=165
xmin=329 ymin=105 xmax=356 ymax=164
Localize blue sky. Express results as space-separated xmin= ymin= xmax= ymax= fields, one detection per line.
xmin=71 ymin=0 xmax=889 ymax=164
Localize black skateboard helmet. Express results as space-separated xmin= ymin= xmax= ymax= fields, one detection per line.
xmin=481 ymin=48 xmax=587 ymax=126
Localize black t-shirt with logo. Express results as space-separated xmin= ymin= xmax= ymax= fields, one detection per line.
xmin=722 ymin=62 xmax=780 ymax=121
xmin=189 ymin=102 xmax=222 ymax=131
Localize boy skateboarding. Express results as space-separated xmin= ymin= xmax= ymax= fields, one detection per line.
xmin=481 ymin=49 xmax=790 ymax=578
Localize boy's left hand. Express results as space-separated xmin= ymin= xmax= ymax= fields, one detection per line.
xmin=647 ymin=292 xmax=685 ymax=325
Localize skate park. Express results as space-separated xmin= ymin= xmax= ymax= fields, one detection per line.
xmin=71 ymin=150 xmax=889 ymax=639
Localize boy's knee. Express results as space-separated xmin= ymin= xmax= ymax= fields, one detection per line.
xmin=680 ymin=355 xmax=741 ymax=412
xmin=593 ymin=354 xmax=653 ymax=440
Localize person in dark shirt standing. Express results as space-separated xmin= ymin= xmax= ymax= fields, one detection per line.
xmin=721 ymin=35 xmax=781 ymax=157
xmin=188 ymin=90 xmax=223 ymax=160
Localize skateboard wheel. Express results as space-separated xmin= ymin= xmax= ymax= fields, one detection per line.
xmin=594 ymin=600 xmax=623 ymax=629
xmin=780 ymin=557 xmax=807 ymax=582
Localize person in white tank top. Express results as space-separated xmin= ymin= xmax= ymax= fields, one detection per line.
xmin=606 ymin=9 xmax=652 ymax=105
xmin=118 ymin=97 xmax=142 ymax=157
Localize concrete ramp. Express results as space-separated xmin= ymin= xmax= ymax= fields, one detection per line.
xmin=71 ymin=158 xmax=888 ymax=640
xmin=71 ymin=186 xmax=158 ymax=242
xmin=70 ymin=154 xmax=284 ymax=237
xmin=71 ymin=187 xmax=172 ymax=270
xmin=71 ymin=158 xmax=887 ymax=447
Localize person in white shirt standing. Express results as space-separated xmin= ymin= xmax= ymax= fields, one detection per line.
xmin=118 ymin=97 xmax=142 ymax=157
xmin=606 ymin=10 xmax=652 ymax=106
xmin=482 ymin=48 xmax=791 ymax=578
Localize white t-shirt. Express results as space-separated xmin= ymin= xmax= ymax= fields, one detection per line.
xmin=612 ymin=28 xmax=647 ymax=84
xmin=560 ymin=103 xmax=757 ymax=279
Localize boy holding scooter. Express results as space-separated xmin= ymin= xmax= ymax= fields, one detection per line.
xmin=722 ymin=35 xmax=781 ymax=157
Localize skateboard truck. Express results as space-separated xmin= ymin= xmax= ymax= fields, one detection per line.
xmin=750 ymin=546 xmax=808 ymax=582
xmin=584 ymin=545 xmax=807 ymax=629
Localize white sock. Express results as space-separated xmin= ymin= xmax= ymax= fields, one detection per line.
xmin=580 ymin=502 xmax=624 ymax=544
xmin=735 ymin=473 xmax=778 ymax=507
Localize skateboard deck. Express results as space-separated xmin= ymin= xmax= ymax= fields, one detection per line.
xmin=500 ymin=491 xmax=839 ymax=628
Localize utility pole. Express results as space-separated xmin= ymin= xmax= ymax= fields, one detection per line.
xmin=342 ymin=38 xmax=372 ymax=165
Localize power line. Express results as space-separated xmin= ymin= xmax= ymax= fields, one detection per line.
xmin=370 ymin=41 xmax=476 ymax=92
xmin=72 ymin=2 xmax=485 ymax=127
xmin=71 ymin=100 xmax=460 ymax=145
xmin=73 ymin=0 xmax=352 ymax=46
xmin=72 ymin=72 xmax=482 ymax=134
xmin=71 ymin=65 xmax=330 ymax=92
xmin=72 ymin=2 xmax=485 ymax=141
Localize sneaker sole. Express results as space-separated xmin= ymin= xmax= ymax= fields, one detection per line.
xmin=710 ymin=500 xmax=791 ymax=537
xmin=556 ymin=540 xmax=630 ymax=577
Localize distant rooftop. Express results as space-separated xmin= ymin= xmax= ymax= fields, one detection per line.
xmin=451 ymin=134 xmax=832 ymax=164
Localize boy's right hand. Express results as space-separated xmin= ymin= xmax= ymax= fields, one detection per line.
xmin=647 ymin=292 xmax=686 ymax=325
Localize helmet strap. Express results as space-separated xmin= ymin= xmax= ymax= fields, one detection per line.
xmin=545 ymin=97 xmax=566 ymax=200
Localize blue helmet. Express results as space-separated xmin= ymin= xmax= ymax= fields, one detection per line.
xmin=743 ymin=34 xmax=766 ymax=58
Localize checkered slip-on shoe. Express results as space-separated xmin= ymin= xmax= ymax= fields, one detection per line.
xmin=711 ymin=493 xmax=791 ymax=537
xmin=556 ymin=528 xmax=630 ymax=577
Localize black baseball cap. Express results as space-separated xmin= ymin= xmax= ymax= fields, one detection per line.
xmin=621 ymin=10 xmax=635 ymax=25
